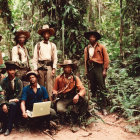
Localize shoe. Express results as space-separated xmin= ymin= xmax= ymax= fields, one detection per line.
xmin=0 ymin=128 xmax=6 ymax=134
xmin=4 ymin=129 xmax=11 ymax=136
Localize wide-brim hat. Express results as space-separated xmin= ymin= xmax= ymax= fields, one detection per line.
xmin=26 ymin=71 xmax=38 ymax=79
xmin=0 ymin=64 xmax=6 ymax=74
xmin=38 ymin=25 xmax=55 ymax=36
xmin=0 ymin=35 xmax=2 ymax=41
xmin=15 ymin=30 xmax=30 ymax=39
xmin=84 ymin=31 xmax=101 ymax=40
xmin=5 ymin=61 xmax=20 ymax=70
xmin=59 ymin=60 xmax=77 ymax=70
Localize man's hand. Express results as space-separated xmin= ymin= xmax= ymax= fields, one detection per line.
xmin=2 ymin=104 xmax=8 ymax=113
xmin=103 ymin=69 xmax=107 ymax=78
xmin=73 ymin=94 xmax=79 ymax=104
xmin=9 ymin=99 xmax=19 ymax=103
xmin=22 ymin=112 xmax=28 ymax=118
xmin=52 ymin=68 xmax=56 ymax=76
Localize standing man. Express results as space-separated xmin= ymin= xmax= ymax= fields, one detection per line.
xmin=84 ymin=31 xmax=109 ymax=114
xmin=33 ymin=25 xmax=57 ymax=100
xmin=12 ymin=30 xmax=30 ymax=86
xmin=0 ymin=61 xmax=23 ymax=136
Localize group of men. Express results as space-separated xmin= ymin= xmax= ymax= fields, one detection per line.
xmin=0 ymin=25 xmax=109 ymax=136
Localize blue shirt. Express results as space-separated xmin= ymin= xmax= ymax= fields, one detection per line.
xmin=21 ymin=84 xmax=49 ymax=110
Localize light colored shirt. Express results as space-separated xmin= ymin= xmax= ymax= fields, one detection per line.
xmin=32 ymin=41 xmax=57 ymax=70
xmin=12 ymin=45 xmax=27 ymax=63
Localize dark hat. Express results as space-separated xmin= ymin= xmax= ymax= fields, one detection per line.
xmin=0 ymin=64 xmax=6 ymax=74
xmin=38 ymin=25 xmax=55 ymax=36
xmin=0 ymin=35 xmax=2 ymax=41
xmin=84 ymin=31 xmax=101 ymax=40
xmin=59 ymin=60 xmax=77 ymax=70
xmin=5 ymin=61 xmax=20 ymax=70
xmin=26 ymin=71 xmax=38 ymax=79
xmin=15 ymin=30 xmax=30 ymax=39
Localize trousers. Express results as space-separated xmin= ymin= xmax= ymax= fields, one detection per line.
xmin=38 ymin=66 xmax=54 ymax=100
xmin=0 ymin=102 xmax=20 ymax=131
xmin=88 ymin=62 xmax=107 ymax=109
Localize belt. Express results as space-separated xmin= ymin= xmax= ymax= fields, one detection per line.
xmin=38 ymin=60 xmax=52 ymax=66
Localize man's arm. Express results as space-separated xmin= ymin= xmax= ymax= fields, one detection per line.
xmin=32 ymin=44 xmax=38 ymax=70
xmin=73 ymin=76 xmax=86 ymax=104
xmin=102 ymin=46 xmax=109 ymax=77
xmin=21 ymin=100 xmax=28 ymax=118
xmin=12 ymin=47 xmax=20 ymax=63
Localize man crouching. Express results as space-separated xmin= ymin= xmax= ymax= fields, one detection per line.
xmin=52 ymin=60 xmax=88 ymax=124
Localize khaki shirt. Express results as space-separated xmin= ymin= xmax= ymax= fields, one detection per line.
xmin=12 ymin=45 xmax=27 ymax=63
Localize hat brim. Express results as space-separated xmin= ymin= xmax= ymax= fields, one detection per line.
xmin=38 ymin=28 xmax=55 ymax=36
xmin=26 ymin=72 xmax=38 ymax=79
xmin=59 ymin=64 xmax=77 ymax=70
xmin=5 ymin=61 xmax=20 ymax=70
xmin=15 ymin=31 xmax=30 ymax=39
xmin=84 ymin=31 xmax=101 ymax=40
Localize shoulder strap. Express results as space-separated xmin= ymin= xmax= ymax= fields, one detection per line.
xmin=17 ymin=45 xmax=22 ymax=61
xmin=50 ymin=42 xmax=54 ymax=62
xmin=37 ymin=42 xmax=41 ymax=59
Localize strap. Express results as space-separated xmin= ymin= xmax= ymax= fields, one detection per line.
xmin=17 ymin=45 xmax=22 ymax=61
xmin=50 ymin=42 xmax=54 ymax=63
xmin=37 ymin=42 xmax=41 ymax=59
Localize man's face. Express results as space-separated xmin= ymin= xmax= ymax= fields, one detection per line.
xmin=29 ymin=75 xmax=37 ymax=84
xmin=7 ymin=69 xmax=16 ymax=79
xmin=89 ymin=35 xmax=97 ymax=44
xmin=63 ymin=65 xmax=72 ymax=75
xmin=43 ymin=32 xmax=50 ymax=41
xmin=18 ymin=34 xmax=26 ymax=44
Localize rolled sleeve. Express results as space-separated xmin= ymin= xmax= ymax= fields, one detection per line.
xmin=32 ymin=44 xmax=38 ymax=70
xmin=52 ymin=44 xmax=57 ymax=69
xmin=21 ymin=87 xmax=28 ymax=101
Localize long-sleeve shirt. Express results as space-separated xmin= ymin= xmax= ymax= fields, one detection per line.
xmin=53 ymin=74 xmax=86 ymax=97
xmin=84 ymin=42 xmax=109 ymax=74
xmin=32 ymin=41 xmax=57 ymax=70
xmin=0 ymin=51 xmax=3 ymax=65
xmin=12 ymin=45 xmax=28 ymax=63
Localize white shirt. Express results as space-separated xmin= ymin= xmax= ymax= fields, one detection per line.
xmin=32 ymin=41 xmax=57 ymax=70
xmin=12 ymin=45 xmax=27 ymax=63
xmin=88 ymin=43 xmax=97 ymax=58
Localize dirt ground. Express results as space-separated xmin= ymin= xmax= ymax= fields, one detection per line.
xmin=0 ymin=113 xmax=140 ymax=140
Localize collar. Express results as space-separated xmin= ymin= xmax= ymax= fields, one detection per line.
xmin=41 ymin=40 xmax=50 ymax=44
xmin=17 ymin=44 xmax=24 ymax=49
xmin=30 ymin=83 xmax=41 ymax=89
xmin=88 ymin=42 xmax=98 ymax=48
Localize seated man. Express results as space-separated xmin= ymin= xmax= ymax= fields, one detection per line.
xmin=20 ymin=71 xmax=56 ymax=128
xmin=52 ymin=60 xmax=88 ymax=124
xmin=0 ymin=61 xmax=23 ymax=136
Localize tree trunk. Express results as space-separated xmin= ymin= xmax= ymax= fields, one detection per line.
xmin=120 ymin=0 xmax=123 ymax=58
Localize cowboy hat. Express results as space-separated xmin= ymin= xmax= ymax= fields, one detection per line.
xmin=26 ymin=71 xmax=38 ymax=79
xmin=0 ymin=64 xmax=6 ymax=74
xmin=15 ymin=30 xmax=30 ymax=39
xmin=84 ymin=31 xmax=101 ymax=40
xmin=59 ymin=60 xmax=77 ymax=69
xmin=38 ymin=25 xmax=55 ymax=36
xmin=5 ymin=61 xmax=20 ymax=70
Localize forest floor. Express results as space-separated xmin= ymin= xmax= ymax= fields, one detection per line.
xmin=0 ymin=112 xmax=140 ymax=140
